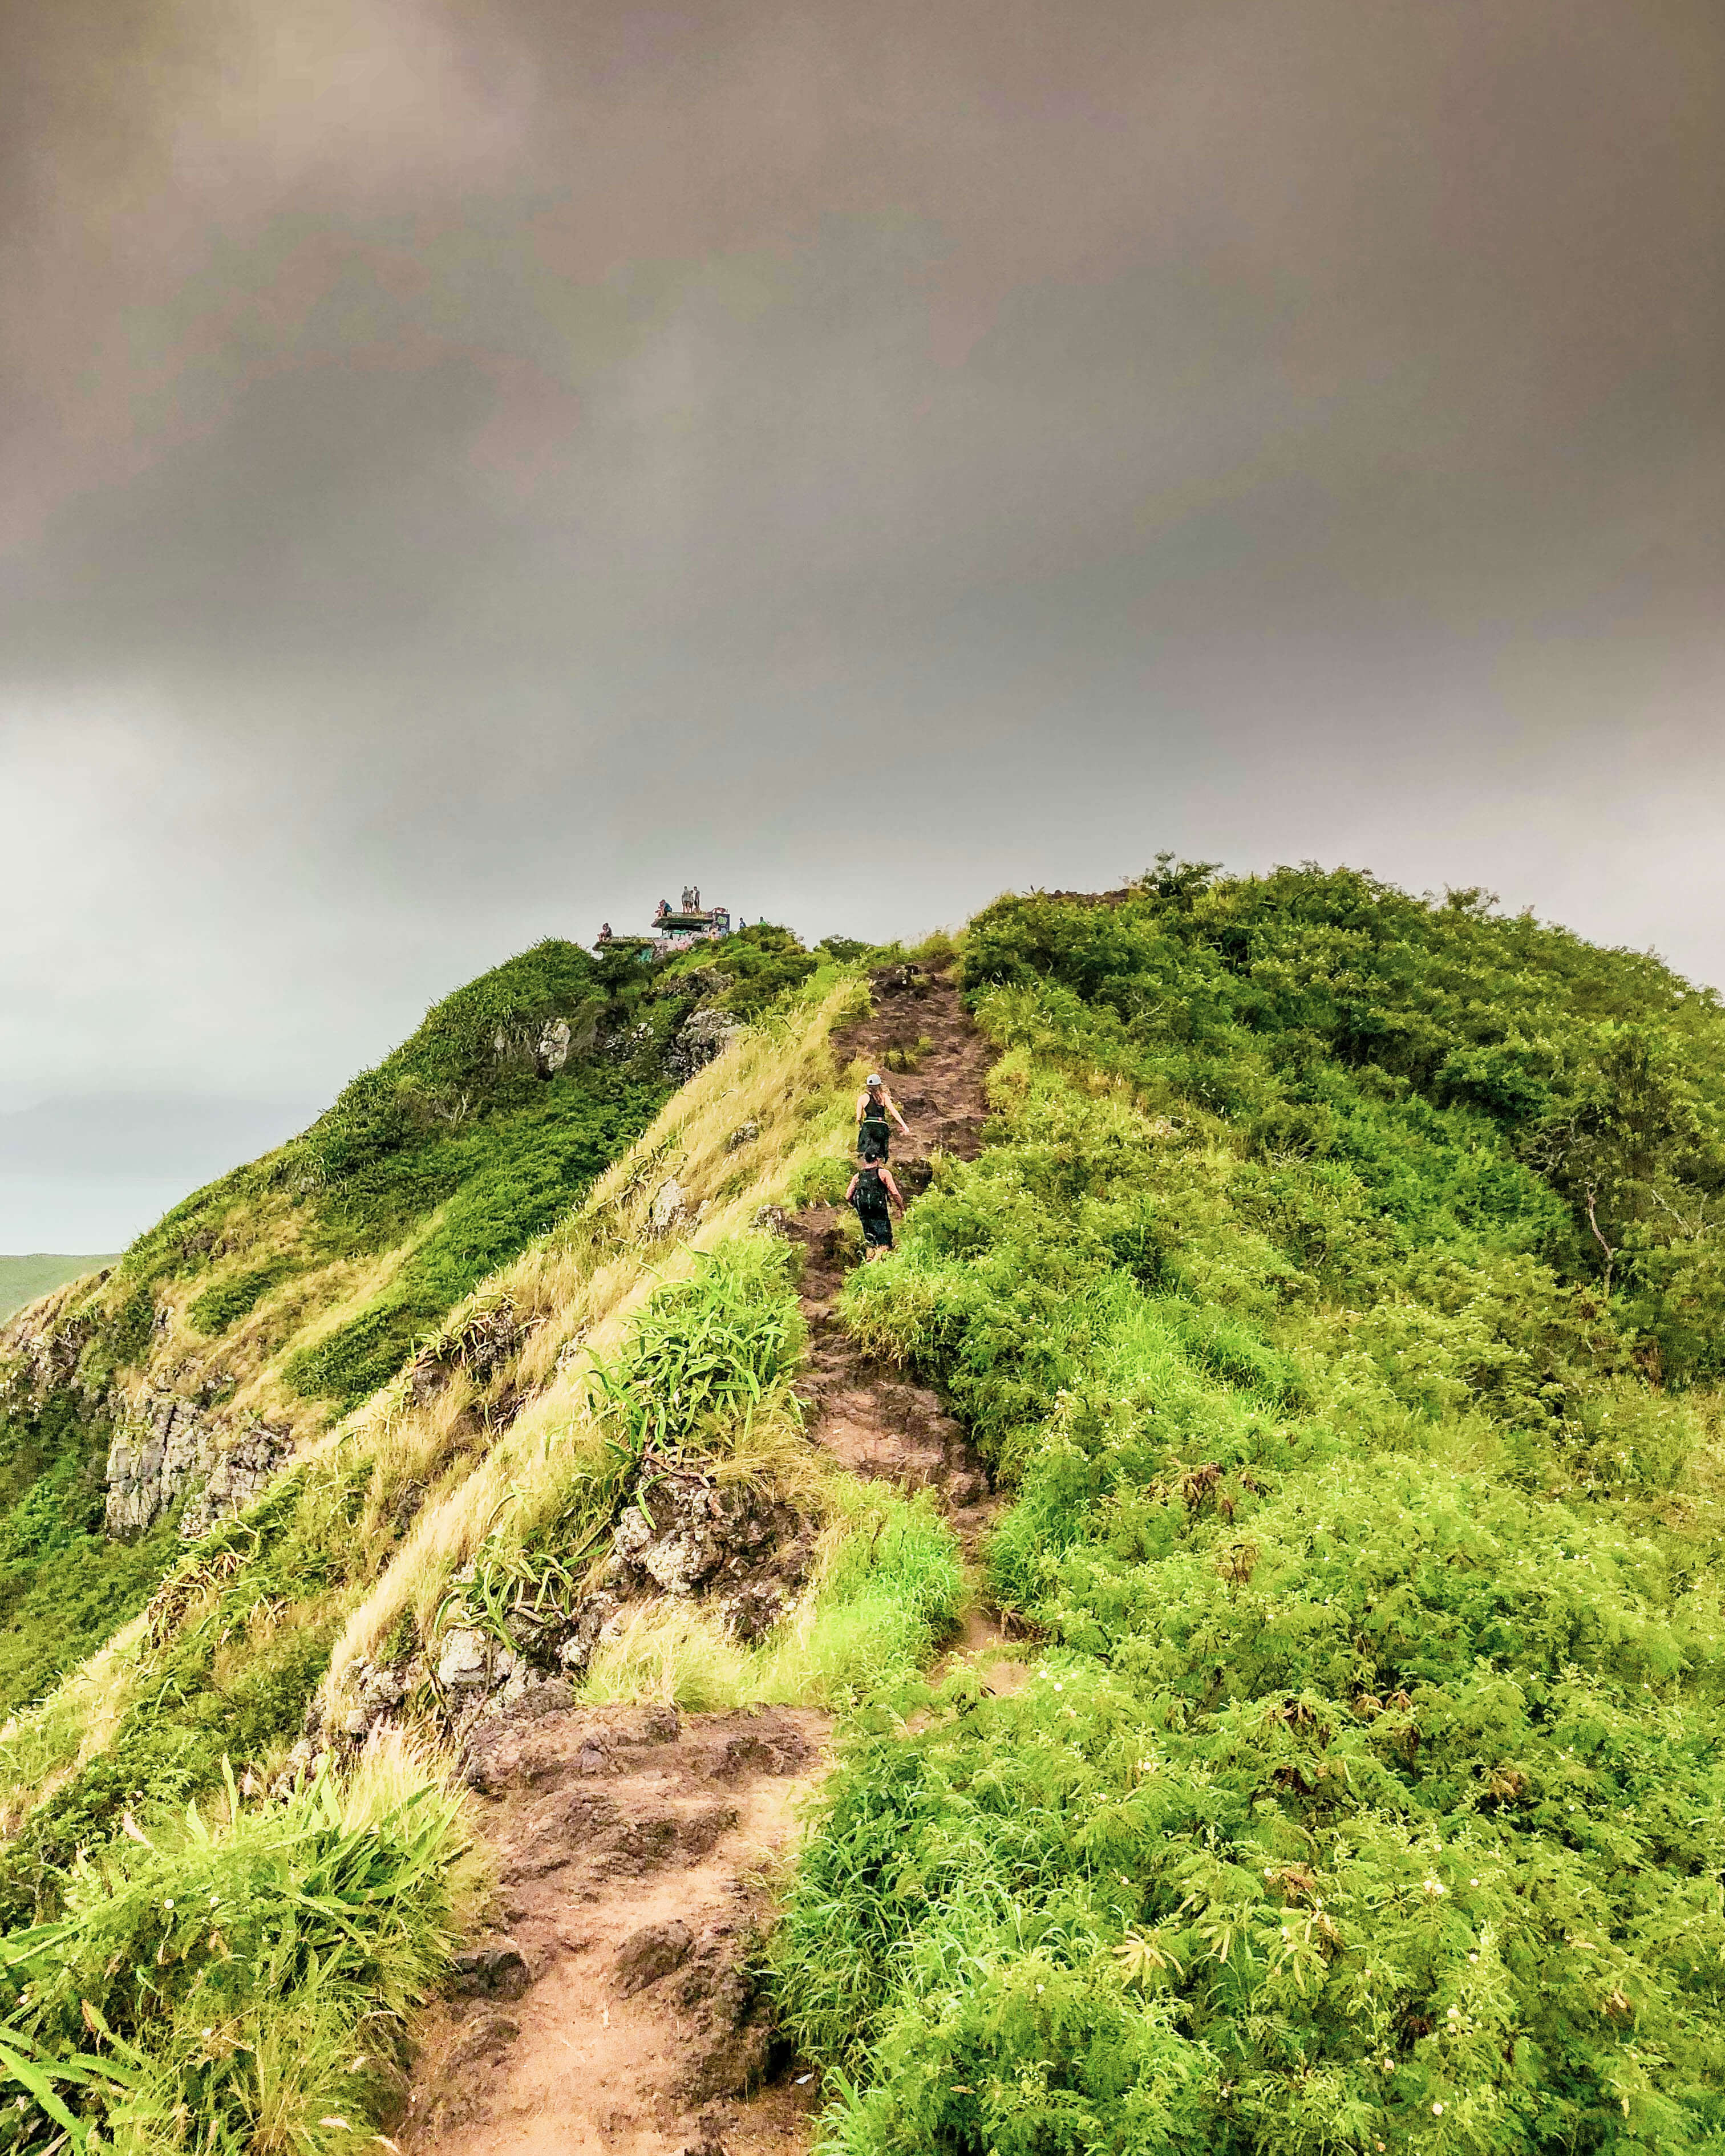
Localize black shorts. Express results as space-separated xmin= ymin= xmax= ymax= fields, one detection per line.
xmin=859 ymin=1210 xmax=893 ymax=1249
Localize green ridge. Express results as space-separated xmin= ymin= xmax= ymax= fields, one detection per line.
xmin=773 ymin=864 xmax=1725 ymax=2155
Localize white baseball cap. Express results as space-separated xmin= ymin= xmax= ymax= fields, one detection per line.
xmin=866 ymin=1072 xmax=882 ymax=1085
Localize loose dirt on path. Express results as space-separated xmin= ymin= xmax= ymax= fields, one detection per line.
xmin=788 ymin=963 xmax=998 ymax=1554
xmin=403 ymin=966 xmax=1006 ymax=2156
xmin=404 ymin=1705 xmax=828 ymax=2156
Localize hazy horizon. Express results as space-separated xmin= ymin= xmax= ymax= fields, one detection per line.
xmin=5 ymin=0 xmax=1721 ymax=1249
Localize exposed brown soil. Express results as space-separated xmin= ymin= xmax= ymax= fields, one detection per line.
xmin=405 ymin=1705 xmax=828 ymax=2156
xmin=403 ymin=966 xmax=999 ymax=2156
xmin=787 ymin=963 xmax=999 ymax=1554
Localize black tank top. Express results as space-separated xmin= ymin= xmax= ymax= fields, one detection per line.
xmin=860 ymin=1093 xmax=890 ymax=1140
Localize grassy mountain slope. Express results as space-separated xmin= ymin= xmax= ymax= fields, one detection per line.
xmin=0 ymin=1259 xmax=118 ymax=1326
xmin=772 ymin=864 xmax=1725 ymax=2154
xmin=0 ymin=930 xmax=827 ymax=1732
xmin=10 ymin=866 xmax=1725 ymax=2154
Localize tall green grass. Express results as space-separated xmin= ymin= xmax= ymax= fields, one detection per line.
xmin=0 ymin=1740 xmax=477 ymax=2154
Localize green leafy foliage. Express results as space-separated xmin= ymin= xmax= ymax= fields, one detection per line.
xmin=658 ymin=921 xmax=821 ymax=1019
xmin=0 ymin=1760 xmax=469 ymax=2153
xmin=773 ymin=871 xmax=1725 ymax=2155
xmin=186 ymin=1263 xmax=291 ymax=1338
xmin=0 ymin=1391 xmax=175 ymax=1721
xmin=0 ymin=1470 xmax=366 ymax=1930
xmin=586 ymin=1238 xmax=807 ymax=1461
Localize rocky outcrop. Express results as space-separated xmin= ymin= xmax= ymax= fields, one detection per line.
xmin=648 ymin=1176 xmax=699 ymax=1236
xmin=546 ymin=1469 xmax=818 ymax=1693
xmin=665 ymin=1006 xmax=742 ymax=1081
xmin=407 ymin=1299 xmax=527 ymax=1404
xmin=315 ymin=1460 xmax=817 ymax=1762
xmin=104 ymin=1398 xmax=293 ymax=1539
xmin=491 ymin=1011 xmax=600 ymax=1079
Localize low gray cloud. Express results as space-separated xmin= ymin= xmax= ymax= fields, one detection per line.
xmin=2 ymin=0 xmax=1722 ymax=1245
xmin=0 ymin=1095 xmax=323 ymax=1252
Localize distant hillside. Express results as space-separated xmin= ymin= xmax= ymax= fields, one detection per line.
xmin=0 ymin=1254 xmax=115 ymax=1323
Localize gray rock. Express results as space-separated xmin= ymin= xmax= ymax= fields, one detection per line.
xmin=666 ymin=1007 xmax=743 ymax=1081
xmin=436 ymin=1627 xmax=494 ymax=1693
xmin=103 ymin=1395 xmax=293 ymax=1541
xmin=649 ymin=1177 xmax=693 ymax=1235
xmin=536 ymin=1018 xmax=573 ymax=1077
xmin=504 ymin=1676 xmax=578 ymax=1721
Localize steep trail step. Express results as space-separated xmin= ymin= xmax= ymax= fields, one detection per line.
xmin=403 ymin=964 xmax=1005 ymax=2156
xmin=785 ymin=963 xmax=998 ymax=1550
xmin=405 ymin=1706 xmax=828 ymax=2156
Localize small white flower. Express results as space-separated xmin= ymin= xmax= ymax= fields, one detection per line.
xmin=163 ymin=1898 xmax=175 ymax=1911
xmin=1447 ymin=2005 xmax=1460 ymax=2020
xmin=1433 ymin=2100 xmax=1445 ymax=2114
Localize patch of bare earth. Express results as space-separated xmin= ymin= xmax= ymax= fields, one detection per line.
xmin=403 ymin=966 xmax=1003 ymax=2156
xmin=406 ymin=1705 xmax=827 ymax=2156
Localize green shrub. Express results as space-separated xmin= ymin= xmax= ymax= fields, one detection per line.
xmin=0 ymin=1757 xmax=471 ymax=2153
xmin=775 ymin=874 xmax=1725 ymax=2153
xmin=187 ymin=1260 xmax=291 ymax=1336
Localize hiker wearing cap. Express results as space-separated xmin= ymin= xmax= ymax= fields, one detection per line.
xmin=847 ymin=1146 xmax=906 ymax=1258
xmin=856 ymin=1073 xmax=909 ymax=1160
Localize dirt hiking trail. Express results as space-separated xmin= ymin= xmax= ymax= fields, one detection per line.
xmin=403 ymin=966 xmax=1009 ymax=2156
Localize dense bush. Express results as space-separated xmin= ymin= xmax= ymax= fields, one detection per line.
xmin=774 ymin=873 xmax=1725 ymax=2155
xmin=0 ymin=1753 xmax=472 ymax=2155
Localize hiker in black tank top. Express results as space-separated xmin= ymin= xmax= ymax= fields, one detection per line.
xmin=856 ymin=1072 xmax=909 ymax=1160
xmin=847 ymin=1149 xmax=906 ymax=1257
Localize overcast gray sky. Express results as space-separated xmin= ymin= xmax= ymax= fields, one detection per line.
xmin=3 ymin=0 xmax=1722 ymax=1249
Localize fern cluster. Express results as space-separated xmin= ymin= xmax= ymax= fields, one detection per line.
xmin=773 ymin=869 xmax=1725 ymax=2154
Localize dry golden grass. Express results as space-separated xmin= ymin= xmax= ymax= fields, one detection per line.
xmin=0 ymin=1614 xmax=148 ymax=1833
xmin=318 ymin=976 xmax=868 ymax=1704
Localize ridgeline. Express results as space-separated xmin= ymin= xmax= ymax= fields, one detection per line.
xmin=3 ymin=866 xmax=1724 ymax=2154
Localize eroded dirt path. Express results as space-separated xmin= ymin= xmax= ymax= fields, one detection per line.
xmin=788 ymin=963 xmax=998 ymax=1551
xmin=404 ymin=966 xmax=1002 ymax=2156
xmin=406 ymin=1706 xmax=827 ymax=2156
